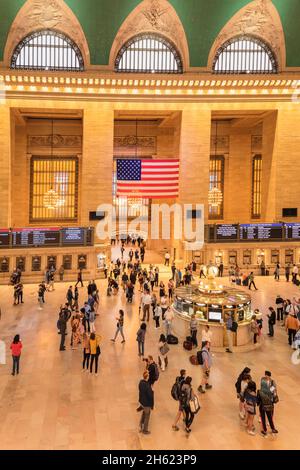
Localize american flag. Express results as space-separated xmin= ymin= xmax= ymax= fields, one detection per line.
xmin=116 ymin=159 xmax=180 ymax=199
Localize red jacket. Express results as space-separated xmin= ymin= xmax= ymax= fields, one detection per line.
xmin=10 ymin=342 xmax=22 ymax=357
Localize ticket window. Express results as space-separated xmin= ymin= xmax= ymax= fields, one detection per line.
xmin=16 ymin=256 xmax=26 ymax=272
xmin=285 ymin=250 xmax=294 ymax=265
xmin=47 ymin=256 xmax=57 ymax=270
xmin=229 ymin=251 xmax=237 ymax=266
xmin=271 ymin=250 xmax=280 ymax=265
xmin=243 ymin=251 xmax=252 ymax=266
xmin=78 ymin=255 xmax=87 ymax=270
xmin=0 ymin=257 xmax=9 ymax=273
xmin=32 ymin=256 xmax=42 ymax=272
xmin=63 ymin=255 xmax=72 ymax=271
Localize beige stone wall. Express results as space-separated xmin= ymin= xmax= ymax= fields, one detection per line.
xmin=0 ymin=105 xmax=11 ymax=227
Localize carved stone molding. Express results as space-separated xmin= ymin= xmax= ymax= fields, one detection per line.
xmin=109 ymin=0 xmax=190 ymax=71
xmin=4 ymin=0 xmax=90 ymax=67
xmin=28 ymin=135 xmax=82 ymax=149
xmin=210 ymin=136 xmax=230 ymax=152
xmin=208 ymin=0 xmax=286 ymax=72
xmin=114 ymin=135 xmax=157 ymax=156
xmin=252 ymin=135 xmax=263 ymax=152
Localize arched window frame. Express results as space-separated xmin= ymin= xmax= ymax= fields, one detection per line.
xmin=10 ymin=29 xmax=84 ymax=72
xmin=115 ymin=33 xmax=183 ymax=74
xmin=212 ymin=35 xmax=278 ymax=75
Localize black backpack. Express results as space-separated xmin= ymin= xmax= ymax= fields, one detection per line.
xmin=153 ymin=363 xmax=160 ymax=381
xmin=171 ymin=377 xmax=184 ymax=401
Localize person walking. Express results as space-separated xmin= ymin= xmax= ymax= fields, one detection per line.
xmin=248 ymin=272 xmax=258 ymax=291
xmin=82 ymin=332 xmax=90 ymax=372
xmin=138 ymin=370 xmax=154 ymax=435
xmin=146 ymin=356 xmax=159 ymax=387
xmin=59 ymin=265 xmax=64 ymax=282
xmin=59 ymin=306 xmax=71 ymax=351
xmin=267 ymin=307 xmax=276 ymax=337
xmin=244 ymin=380 xmax=257 ymax=436
xmin=274 ymin=263 xmax=280 ymax=281
xmin=74 ymin=287 xmax=79 ymax=311
xmin=153 ymin=303 xmax=162 ymax=329
xmin=141 ymin=290 xmax=152 ymax=322
xmin=285 ymin=311 xmax=299 ymax=346
xmin=168 ymin=279 xmax=174 ymax=301
xmin=66 ymin=286 xmax=74 ymax=310
xmin=201 ymin=325 xmax=212 ymax=349
xmin=190 ymin=314 xmax=198 ymax=348
xmin=89 ymin=308 xmax=96 ymax=333
xmin=158 ymin=334 xmax=169 ymax=371
xmin=225 ymin=313 xmax=233 ymax=353
xmin=137 ymin=323 xmax=147 ymax=357
xmin=292 ymin=264 xmax=299 ymax=284
xmin=198 ymin=341 xmax=213 ymax=394
xmin=10 ymin=335 xmax=22 ymax=376
xmin=275 ymin=295 xmax=284 ymax=322
xmin=257 ymin=371 xmax=279 ymax=436
xmin=235 ymin=367 xmax=252 ymax=420
xmin=285 ymin=264 xmax=291 ymax=282
xmin=219 ymin=263 xmax=224 ymax=277
xmin=111 ymin=309 xmax=125 ymax=343
xmin=164 ymin=251 xmax=170 ymax=267
xmin=181 ymin=376 xmax=197 ymax=434
xmin=250 ymin=315 xmax=260 ymax=344
xmin=89 ymin=332 xmax=101 ymax=375
xmin=70 ymin=314 xmax=81 ymax=350
xmin=154 ymin=267 xmax=159 ymax=287
xmin=164 ymin=307 xmax=174 ymax=338
xmin=172 ymin=369 xmax=187 ymax=431
xmin=75 ymin=269 xmax=84 ymax=288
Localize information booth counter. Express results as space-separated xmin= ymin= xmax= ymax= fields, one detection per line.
xmin=172 ymin=278 xmax=253 ymax=348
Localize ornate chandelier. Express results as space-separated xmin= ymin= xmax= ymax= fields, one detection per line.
xmin=208 ymin=186 xmax=223 ymax=208
xmin=43 ymin=188 xmax=59 ymax=210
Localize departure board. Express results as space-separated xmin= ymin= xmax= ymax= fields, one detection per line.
xmin=0 ymin=230 xmax=10 ymax=247
xmin=285 ymin=223 xmax=300 ymax=240
xmin=12 ymin=228 xmax=60 ymax=247
xmin=216 ymin=224 xmax=239 ymax=241
xmin=240 ymin=224 xmax=283 ymax=241
xmin=62 ymin=228 xmax=85 ymax=245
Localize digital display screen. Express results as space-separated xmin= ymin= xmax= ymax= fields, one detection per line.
xmin=285 ymin=223 xmax=300 ymax=240
xmin=216 ymin=224 xmax=238 ymax=241
xmin=208 ymin=310 xmax=222 ymax=322
xmin=240 ymin=224 xmax=283 ymax=241
xmin=62 ymin=228 xmax=85 ymax=245
xmin=12 ymin=228 xmax=60 ymax=247
xmin=0 ymin=230 xmax=10 ymax=247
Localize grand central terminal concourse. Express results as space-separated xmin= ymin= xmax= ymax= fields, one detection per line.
xmin=1 ymin=0 xmax=300 ymax=453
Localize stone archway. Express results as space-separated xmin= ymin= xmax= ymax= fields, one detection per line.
xmin=3 ymin=0 xmax=90 ymax=69
xmin=207 ymin=0 xmax=286 ymax=72
xmin=109 ymin=0 xmax=190 ymax=72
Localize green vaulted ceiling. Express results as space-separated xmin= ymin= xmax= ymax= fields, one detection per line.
xmin=0 ymin=0 xmax=299 ymax=67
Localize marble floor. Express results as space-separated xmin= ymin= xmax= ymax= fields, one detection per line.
xmin=0 ymin=254 xmax=300 ymax=450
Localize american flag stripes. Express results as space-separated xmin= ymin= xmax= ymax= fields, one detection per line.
xmin=116 ymin=159 xmax=180 ymax=199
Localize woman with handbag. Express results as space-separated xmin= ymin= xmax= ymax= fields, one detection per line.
xmin=89 ymin=332 xmax=101 ymax=375
xmin=180 ymin=376 xmax=198 ymax=434
xmin=250 ymin=315 xmax=260 ymax=344
xmin=158 ymin=334 xmax=169 ymax=371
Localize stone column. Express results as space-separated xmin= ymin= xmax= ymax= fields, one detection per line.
xmin=81 ymin=104 xmax=114 ymax=243
xmin=0 ymin=105 xmax=11 ymax=227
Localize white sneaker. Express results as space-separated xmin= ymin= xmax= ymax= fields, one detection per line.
xmin=239 ymin=412 xmax=245 ymax=420
xmin=247 ymin=430 xmax=256 ymax=436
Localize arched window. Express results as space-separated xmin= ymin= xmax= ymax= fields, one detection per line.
xmin=213 ymin=36 xmax=277 ymax=74
xmin=11 ymin=30 xmax=84 ymax=71
xmin=115 ymin=34 xmax=183 ymax=74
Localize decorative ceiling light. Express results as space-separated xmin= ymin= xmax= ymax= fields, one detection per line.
xmin=43 ymin=188 xmax=59 ymax=210
xmin=208 ymin=186 xmax=223 ymax=208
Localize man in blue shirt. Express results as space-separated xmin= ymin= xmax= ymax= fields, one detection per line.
xmin=225 ymin=313 xmax=233 ymax=353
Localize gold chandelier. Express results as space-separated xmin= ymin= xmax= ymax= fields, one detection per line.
xmin=208 ymin=186 xmax=223 ymax=208
xmin=43 ymin=188 xmax=59 ymax=210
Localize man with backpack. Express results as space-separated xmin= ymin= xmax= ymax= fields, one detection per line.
xmin=145 ymin=356 xmax=159 ymax=387
xmin=198 ymin=341 xmax=213 ymax=394
xmin=172 ymin=369 xmax=186 ymax=431
xmin=138 ymin=370 xmax=154 ymax=435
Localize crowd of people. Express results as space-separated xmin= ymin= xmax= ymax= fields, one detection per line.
xmin=6 ymin=245 xmax=300 ymax=441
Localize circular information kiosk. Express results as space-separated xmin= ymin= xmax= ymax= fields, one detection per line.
xmin=172 ymin=276 xmax=254 ymax=349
